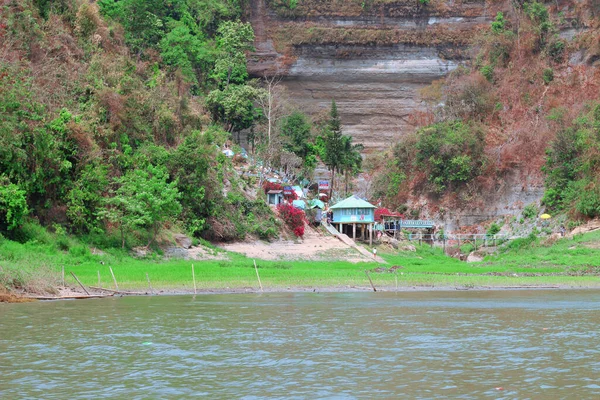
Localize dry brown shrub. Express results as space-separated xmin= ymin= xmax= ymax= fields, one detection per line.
xmin=67 ymin=121 xmax=96 ymax=157
xmin=205 ymin=216 xmax=238 ymax=242
xmin=233 ymin=154 xmax=247 ymax=165
xmin=75 ymin=2 xmax=102 ymax=39
xmin=443 ymin=73 xmax=495 ymax=120
xmin=407 ymin=110 xmax=435 ymax=127
xmin=98 ymin=89 xmax=125 ymax=129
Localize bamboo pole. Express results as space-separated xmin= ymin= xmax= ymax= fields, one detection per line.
xmin=253 ymin=260 xmax=263 ymax=292
xmin=70 ymin=272 xmax=90 ymax=295
xmin=364 ymin=270 xmax=377 ymax=292
xmin=146 ymin=273 xmax=154 ymax=295
xmin=109 ymin=266 xmax=118 ymax=291
xmin=192 ymin=264 xmax=197 ymax=294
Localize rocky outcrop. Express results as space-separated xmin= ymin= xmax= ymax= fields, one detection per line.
xmin=248 ymin=0 xmax=502 ymax=152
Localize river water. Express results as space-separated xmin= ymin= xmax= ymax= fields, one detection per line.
xmin=1 ymin=290 xmax=600 ymax=399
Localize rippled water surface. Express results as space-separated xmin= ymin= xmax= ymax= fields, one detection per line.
xmin=2 ymin=291 xmax=600 ymax=399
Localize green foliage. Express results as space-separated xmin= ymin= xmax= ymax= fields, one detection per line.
xmin=0 ymin=0 xmax=280 ymax=250
xmin=419 ymin=0 xmax=430 ymax=5
xmin=206 ymin=83 xmax=262 ymax=133
xmin=280 ymin=111 xmax=318 ymax=170
xmin=542 ymin=68 xmax=554 ymax=84
xmin=169 ymin=130 xmax=214 ymax=236
xmin=320 ymin=99 xmax=344 ymax=173
xmin=0 ymin=177 xmax=29 ymax=232
xmin=103 ymin=164 xmax=181 ymax=246
xmin=522 ymin=204 xmax=538 ymax=220
xmin=546 ymin=38 xmax=565 ymax=63
xmin=317 ymin=99 xmax=362 ymax=194
xmin=542 ymin=104 xmax=600 ymax=218
xmin=159 ymin=23 xmax=211 ymax=85
xmin=210 ymin=21 xmax=254 ymax=88
xmin=506 ymin=231 xmax=538 ymax=251
xmin=523 ymin=1 xmax=554 ymax=49
xmin=491 ymin=12 xmax=506 ymax=34
xmin=487 ymin=222 xmax=501 ymax=236
xmin=480 ymin=64 xmax=494 ymax=82
xmin=415 ymin=121 xmax=486 ymax=192
xmin=66 ymin=163 xmax=108 ymax=234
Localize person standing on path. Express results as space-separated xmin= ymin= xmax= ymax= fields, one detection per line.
xmin=373 ymin=248 xmax=377 ymax=259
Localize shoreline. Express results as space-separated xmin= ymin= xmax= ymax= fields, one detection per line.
xmin=6 ymin=283 xmax=600 ymax=303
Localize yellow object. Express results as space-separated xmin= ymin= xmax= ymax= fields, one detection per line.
xmin=540 ymin=213 xmax=552 ymax=219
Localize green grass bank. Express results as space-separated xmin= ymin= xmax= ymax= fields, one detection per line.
xmin=2 ymin=227 xmax=600 ymax=296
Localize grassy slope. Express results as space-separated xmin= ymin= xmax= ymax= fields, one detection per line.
xmin=2 ymin=229 xmax=600 ymax=293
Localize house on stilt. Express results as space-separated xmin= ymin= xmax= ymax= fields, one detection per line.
xmin=329 ymin=195 xmax=376 ymax=245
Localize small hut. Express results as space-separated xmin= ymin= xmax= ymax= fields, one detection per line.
xmin=329 ymin=195 xmax=376 ymax=244
xmin=267 ymin=190 xmax=283 ymax=205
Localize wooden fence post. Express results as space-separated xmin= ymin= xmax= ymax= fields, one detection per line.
xmin=109 ymin=266 xmax=118 ymax=291
xmin=70 ymin=272 xmax=90 ymax=295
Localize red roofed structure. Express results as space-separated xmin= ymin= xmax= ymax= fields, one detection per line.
xmin=375 ymin=208 xmax=404 ymax=221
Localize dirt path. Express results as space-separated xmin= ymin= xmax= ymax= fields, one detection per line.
xmin=219 ymin=225 xmax=374 ymax=262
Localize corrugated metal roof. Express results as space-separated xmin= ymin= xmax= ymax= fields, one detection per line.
xmin=329 ymin=195 xmax=376 ymax=210
xmin=267 ymin=190 xmax=283 ymax=194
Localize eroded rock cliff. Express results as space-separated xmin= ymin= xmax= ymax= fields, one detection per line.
xmin=248 ymin=0 xmax=503 ymax=152
xmin=248 ymin=0 xmax=598 ymax=229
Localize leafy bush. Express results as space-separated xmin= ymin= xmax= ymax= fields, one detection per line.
xmin=523 ymin=1 xmax=554 ymax=50
xmin=276 ymin=203 xmax=306 ymax=237
xmin=487 ymin=223 xmax=501 ymax=236
xmin=491 ymin=12 xmax=506 ymax=34
xmin=542 ymin=103 xmax=600 ymax=219
xmin=542 ymin=68 xmax=554 ymax=84
xmin=522 ymin=204 xmax=538 ymax=219
xmin=506 ymin=231 xmax=538 ymax=251
xmin=546 ymin=38 xmax=565 ymax=63
xmin=415 ymin=121 xmax=486 ymax=192
xmin=0 ymin=178 xmax=29 ymax=233
xmin=480 ymin=64 xmax=494 ymax=82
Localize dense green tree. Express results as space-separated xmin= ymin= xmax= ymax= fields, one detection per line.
xmin=205 ymin=83 xmax=262 ymax=133
xmin=281 ymin=111 xmax=311 ymax=158
xmin=159 ymin=23 xmax=212 ymax=85
xmin=0 ymin=176 xmax=29 ymax=233
xmin=66 ymin=163 xmax=109 ymax=234
xmin=210 ymin=20 xmax=254 ymax=88
xmin=169 ymin=130 xmax=217 ymax=236
xmin=104 ymin=164 xmax=181 ymax=246
xmin=321 ymin=99 xmax=345 ymax=197
xmin=340 ymin=136 xmax=363 ymax=195
xmin=415 ymin=121 xmax=486 ymax=192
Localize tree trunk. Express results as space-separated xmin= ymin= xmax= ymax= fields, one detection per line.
xmin=329 ymin=167 xmax=336 ymax=200
xmin=345 ymin=170 xmax=349 ymax=195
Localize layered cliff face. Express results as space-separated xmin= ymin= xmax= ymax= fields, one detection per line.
xmin=248 ymin=0 xmax=599 ymax=229
xmin=248 ymin=0 xmax=504 ymax=152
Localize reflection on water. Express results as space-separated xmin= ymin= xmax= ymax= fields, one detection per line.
xmin=1 ymin=291 xmax=600 ymax=399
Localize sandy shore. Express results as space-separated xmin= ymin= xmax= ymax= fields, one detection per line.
xmin=219 ymin=225 xmax=372 ymax=262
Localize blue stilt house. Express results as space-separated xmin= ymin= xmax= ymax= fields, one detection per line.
xmin=329 ymin=195 xmax=376 ymax=244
